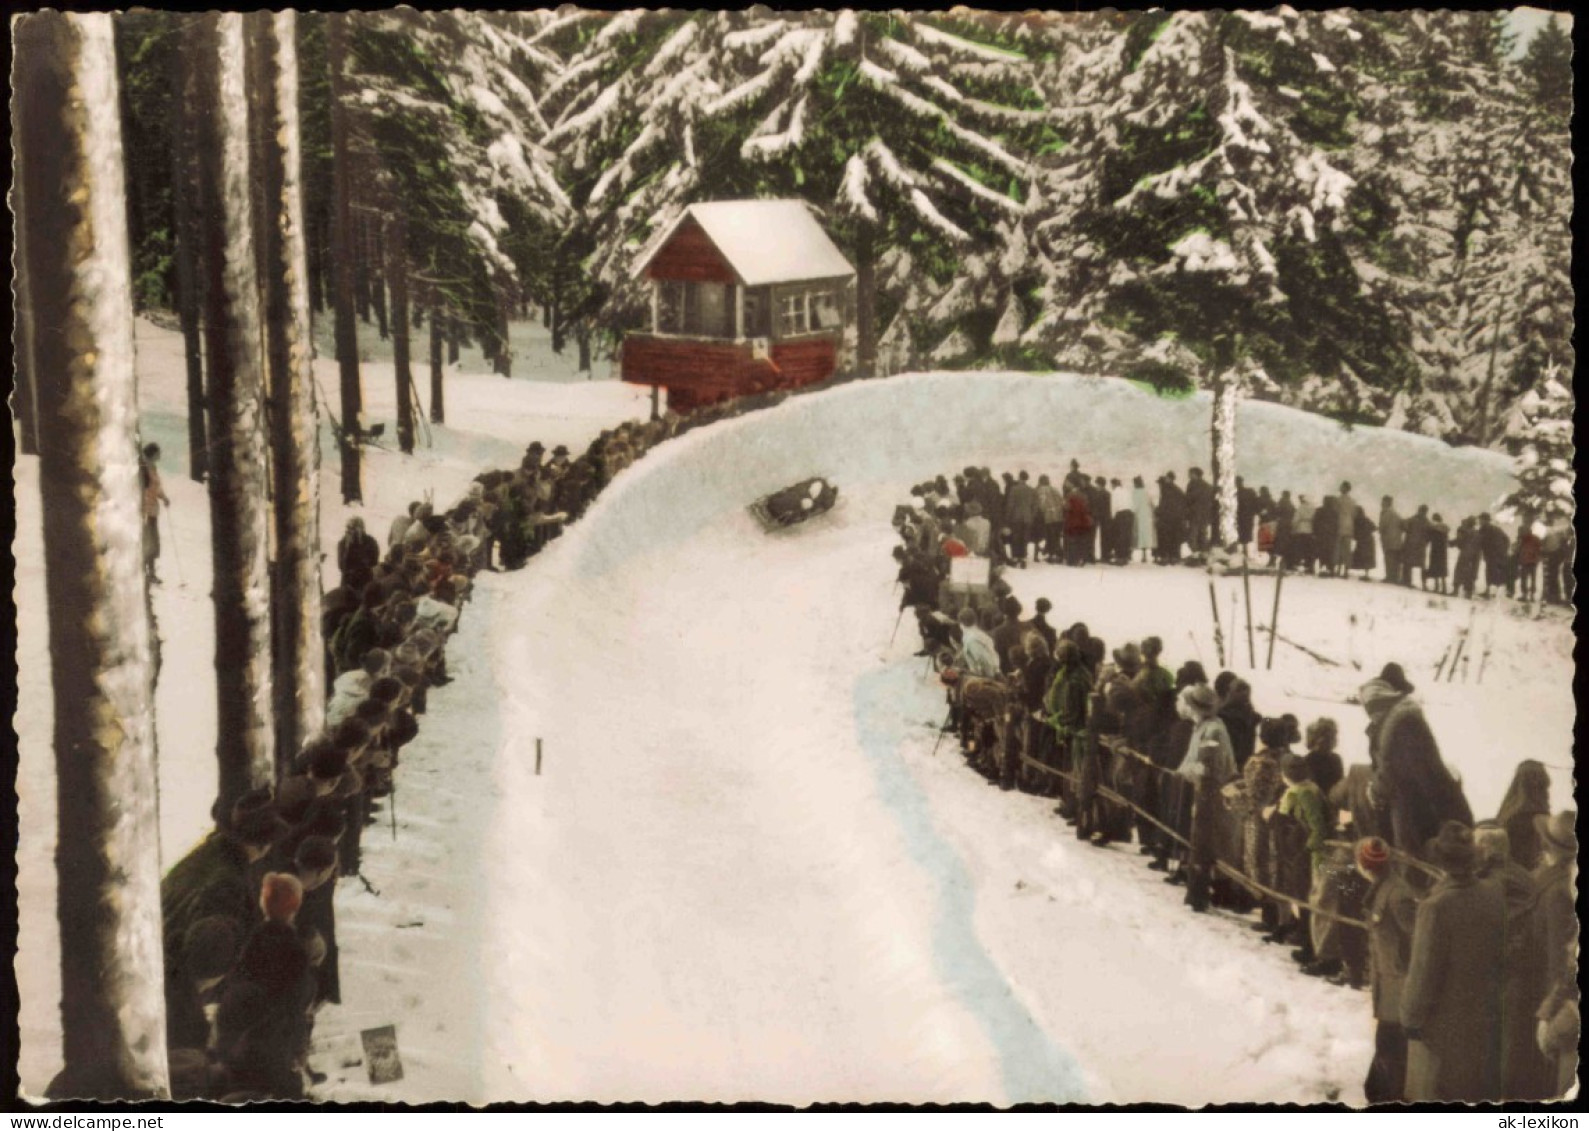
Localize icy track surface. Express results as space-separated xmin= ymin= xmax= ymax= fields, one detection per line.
xmin=477 ymin=373 xmax=1565 ymax=1105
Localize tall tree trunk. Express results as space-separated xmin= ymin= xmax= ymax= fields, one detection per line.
xmin=542 ymin=301 xmax=551 ymax=329
xmin=429 ymin=298 xmax=446 ymax=424
xmin=389 ymin=214 xmax=415 ymax=453
xmin=1476 ymin=291 xmax=1512 ymax=447
xmin=493 ymin=288 xmax=513 ymax=378
xmin=1210 ymin=369 xmax=1240 ymax=549
xmin=353 ymin=203 xmax=372 ymax=325
xmin=11 ymin=164 xmax=41 ymax=456
xmin=327 ymin=13 xmax=361 ymax=503
xmin=577 ymin=325 xmax=592 ymax=374
xmin=250 ymin=10 xmax=325 ymax=776
xmin=447 ymin=311 xmax=461 ymax=364
xmin=370 ymin=216 xmax=389 ymax=341
xmin=195 ymin=12 xmax=275 ymax=815
xmin=171 ymin=18 xmax=209 ymax=482
xmin=15 ymin=11 xmax=171 ymax=1100
xmin=854 ymin=226 xmax=877 ymax=379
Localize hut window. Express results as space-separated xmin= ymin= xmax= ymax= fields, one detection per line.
xmin=809 ymin=290 xmax=841 ymax=330
xmin=778 ymin=292 xmax=809 ymax=336
xmin=657 ymin=281 xmax=686 ymax=334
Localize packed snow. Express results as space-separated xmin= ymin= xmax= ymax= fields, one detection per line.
xmin=15 ymin=343 xmax=1572 ymax=1104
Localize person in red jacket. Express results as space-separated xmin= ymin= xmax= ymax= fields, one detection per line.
xmin=1062 ymin=487 xmax=1094 ymax=567
xmin=1516 ymin=521 xmax=1542 ymax=601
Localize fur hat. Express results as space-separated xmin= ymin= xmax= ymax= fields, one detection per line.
xmin=1535 ymin=810 xmax=1577 ymax=857
xmin=1280 ymin=752 xmax=1310 ymax=783
xmin=1358 ymin=678 xmax=1403 ymax=716
xmin=1356 ymin=836 xmax=1391 ymax=875
xmin=1180 ymin=683 xmax=1217 ymax=717
xmin=259 ymin=872 xmax=304 ymax=923
xmin=1258 ymin=716 xmax=1292 ymax=750
xmin=182 ymin=916 xmax=241 ymax=981
xmin=1112 ymin=642 xmax=1143 ymax=673
xmin=308 ymin=744 xmax=349 ymax=783
xmin=1425 ymin=821 xmax=1477 ymax=876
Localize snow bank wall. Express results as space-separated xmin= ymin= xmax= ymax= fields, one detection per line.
xmin=554 ymin=371 xmax=1514 ymax=579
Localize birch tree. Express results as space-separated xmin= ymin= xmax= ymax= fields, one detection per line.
xmin=194 ymin=12 xmax=275 ymax=812
xmin=14 ymin=9 xmax=170 ymax=1099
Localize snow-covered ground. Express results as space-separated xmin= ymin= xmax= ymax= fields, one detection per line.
xmin=460 ymin=373 xmax=1570 ymax=1104
xmin=15 ymin=351 xmax=1573 ymax=1104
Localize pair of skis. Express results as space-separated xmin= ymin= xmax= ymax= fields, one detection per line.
xmin=1434 ymin=604 xmax=1492 ymax=684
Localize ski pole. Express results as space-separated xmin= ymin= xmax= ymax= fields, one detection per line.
xmin=1207 ymin=576 xmax=1226 ymax=668
xmin=930 ymin=707 xmax=954 ymax=758
xmin=1265 ymin=568 xmax=1284 ymax=670
xmin=1242 ymin=553 xmax=1255 ymax=668
xmin=888 ymin=604 xmax=906 ymax=650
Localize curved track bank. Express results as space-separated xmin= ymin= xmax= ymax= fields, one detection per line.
xmin=473 ymin=372 xmax=1523 ymax=1105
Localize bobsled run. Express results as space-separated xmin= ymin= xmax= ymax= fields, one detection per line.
xmin=749 ymin=476 xmax=839 ymax=530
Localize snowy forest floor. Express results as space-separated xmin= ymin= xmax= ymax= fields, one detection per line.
xmin=13 ymin=332 xmax=1575 ymax=1104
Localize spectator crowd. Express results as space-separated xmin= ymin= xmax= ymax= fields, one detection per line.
xmin=894 ymin=464 xmax=1579 ymax=1104
xmin=899 ymin=463 xmax=1575 ymax=606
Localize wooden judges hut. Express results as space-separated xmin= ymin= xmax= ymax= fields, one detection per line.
xmin=621 ymin=199 xmax=856 ymax=412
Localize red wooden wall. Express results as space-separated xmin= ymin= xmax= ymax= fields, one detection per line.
xmin=645 ymin=218 xmax=738 ymax=284
xmin=622 ymin=333 xmax=840 ymax=412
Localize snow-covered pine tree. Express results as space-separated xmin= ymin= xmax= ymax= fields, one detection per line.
xmin=15 ymin=10 xmax=170 ymax=1099
xmin=248 ymin=10 xmax=326 ymax=773
xmin=1033 ymin=9 xmax=1418 ymax=543
xmin=194 ymin=11 xmax=276 ymax=813
xmin=342 ymin=10 xmax=570 ymax=384
xmin=1500 ymin=365 xmax=1573 ymax=525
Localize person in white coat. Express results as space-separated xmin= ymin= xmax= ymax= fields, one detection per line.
xmin=1131 ymin=476 xmax=1157 ymax=562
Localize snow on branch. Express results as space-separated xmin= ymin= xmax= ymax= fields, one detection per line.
xmin=838 ymin=153 xmax=879 ymax=222
xmin=911 ymin=20 xmax=1027 ymax=64
xmin=932 ymin=158 xmax=1024 ymax=215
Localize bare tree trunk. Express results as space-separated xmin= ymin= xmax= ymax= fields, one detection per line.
xmin=447 ymin=312 xmax=461 ymax=364
xmin=171 ymin=18 xmax=209 ymax=482
xmin=429 ymin=296 xmax=445 ymax=424
xmin=389 ymin=214 xmax=415 ymax=453
xmin=370 ymin=214 xmax=389 ymax=341
xmin=577 ymin=325 xmax=592 ymax=374
xmin=11 ymin=166 xmax=41 ymax=456
xmin=353 ymin=201 xmax=372 ymax=326
xmin=195 ymin=12 xmax=275 ymax=815
xmin=250 ymin=10 xmax=325 ymax=776
xmin=854 ymin=226 xmax=877 ymax=379
xmin=1211 ymin=369 xmax=1240 ymax=549
xmin=328 ymin=13 xmax=361 ymax=503
xmin=15 ymin=11 xmax=171 ymax=1099
xmin=493 ymin=288 xmax=513 ymax=378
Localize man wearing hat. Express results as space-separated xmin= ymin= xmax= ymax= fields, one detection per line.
xmin=1531 ymin=810 xmax=1578 ymax=1098
xmin=1358 ymin=835 xmax=1417 ymax=1103
xmin=1402 ymin=821 xmax=1506 ymax=1102
xmin=1359 ymin=673 xmax=1472 ymax=867
xmin=1474 ymin=822 xmax=1554 ymax=1099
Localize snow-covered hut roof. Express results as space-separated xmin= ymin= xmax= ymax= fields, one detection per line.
xmin=635 ymin=199 xmax=855 ymax=287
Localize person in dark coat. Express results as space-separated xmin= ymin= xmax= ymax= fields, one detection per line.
xmin=1017 ymin=632 xmax=1056 ymax=793
xmin=1402 ymin=822 xmax=1507 ymax=1102
xmin=1477 ymin=513 xmax=1510 ymax=597
xmin=1530 ymin=812 xmax=1579 ymax=1099
xmin=1089 ymin=476 xmax=1112 ymax=564
xmin=1129 ymin=636 xmax=1177 ymax=855
xmin=1452 ymin=516 xmax=1481 ymax=598
xmin=1473 ymin=822 xmax=1553 ymax=1100
xmin=1235 ymin=476 xmax=1258 ymax=549
xmin=1215 ymin=673 xmax=1259 ymax=770
xmin=1401 ymin=504 xmax=1431 ymax=587
xmin=1421 ymin=513 xmax=1449 ymax=592
xmin=1185 ymin=468 xmax=1214 ymax=554
xmin=1359 ymin=836 xmax=1418 ymax=1104
xmin=1028 ymin=597 xmax=1058 ymax=655
xmin=336 ymin=518 xmax=380 ymax=594
xmin=1062 ymin=486 xmax=1094 ymax=567
xmin=990 ymin=597 xmax=1026 ymax=675
xmin=1360 ymin=677 xmax=1473 ymax=869
xmin=1156 ymin=473 xmax=1187 ymax=563
xmin=293 ymin=836 xmax=342 ymax=1007
xmin=1494 ymin=760 xmax=1552 ymax=872
xmin=165 ymin=915 xmax=242 ymax=1054
xmin=1314 ymin=493 xmax=1339 ymax=576
xmin=1352 ymin=505 xmax=1378 ymax=579
xmin=1045 ymin=639 xmax=1092 ymax=816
